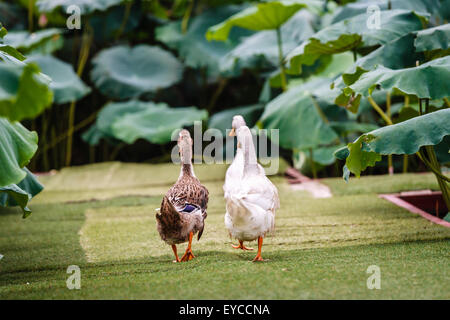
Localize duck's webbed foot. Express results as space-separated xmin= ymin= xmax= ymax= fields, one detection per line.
xmin=180 ymin=231 xmax=195 ymax=262
xmin=171 ymin=245 xmax=180 ymax=263
xmin=180 ymin=249 xmax=195 ymax=261
xmin=232 ymin=240 xmax=254 ymax=251
xmin=252 ymin=236 xmax=265 ymax=262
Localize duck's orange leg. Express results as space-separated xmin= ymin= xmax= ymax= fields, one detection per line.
xmin=252 ymin=236 xmax=264 ymax=262
xmin=232 ymin=240 xmax=254 ymax=250
xmin=171 ymin=245 xmax=180 ymax=263
xmin=180 ymin=232 xmax=195 ymax=262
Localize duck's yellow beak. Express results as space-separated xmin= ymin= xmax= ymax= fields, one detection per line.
xmin=229 ymin=128 xmax=236 ymax=137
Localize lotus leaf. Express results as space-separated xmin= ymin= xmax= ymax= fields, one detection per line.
xmin=27 ymin=54 xmax=90 ymax=104
xmin=205 ymin=0 xmax=317 ymax=41
xmin=334 ymin=109 xmax=450 ymax=177
xmin=156 ymin=5 xmax=252 ymax=77
xmin=286 ymin=10 xmax=427 ymax=73
xmin=259 ymin=88 xmax=338 ymax=150
xmin=91 ymin=45 xmax=184 ymax=99
xmin=0 ymin=168 xmax=44 ymax=218
xmin=0 ymin=118 xmax=38 ymax=186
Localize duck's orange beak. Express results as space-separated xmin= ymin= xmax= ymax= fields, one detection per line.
xmin=229 ymin=128 xmax=236 ymax=137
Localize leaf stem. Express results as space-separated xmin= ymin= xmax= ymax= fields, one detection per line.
xmin=109 ymin=143 xmax=126 ymax=161
xmin=65 ymin=23 xmax=93 ymax=166
xmin=367 ymin=96 xmax=393 ymax=125
xmin=41 ymin=108 xmax=99 ymax=154
xmin=415 ymin=100 xmax=450 ymax=211
xmin=386 ymin=92 xmax=393 ymax=175
xmin=41 ymin=110 xmax=49 ymax=171
xmin=207 ymin=78 xmax=228 ymax=112
xmin=444 ymin=97 xmax=450 ymax=108
xmin=115 ymin=0 xmax=132 ymax=40
xmin=309 ymin=148 xmax=317 ymax=179
xmin=402 ymin=154 xmax=408 ymax=173
xmin=416 ymin=150 xmax=450 ymax=183
xmin=28 ymin=0 xmax=34 ymax=33
xmin=402 ymin=96 xmax=409 ymax=173
xmin=311 ymin=96 xmax=329 ymax=124
xmin=424 ymin=146 xmax=450 ymax=214
xmin=276 ymin=27 xmax=287 ymax=92
xmin=181 ymin=0 xmax=194 ymax=34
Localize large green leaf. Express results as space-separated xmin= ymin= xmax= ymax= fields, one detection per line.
xmin=90 ymin=45 xmax=183 ymax=99
xmin=340 ymin=25 xmax=450 ymax=88
xmin=294 ymin=144 xmax=346 ymax=167
xmin=0 ymin=168 xmax=44 ymax=218
xmin=156 ymin=5 xmax=252 ymax=77
xmin=0 ymin=60 xmax=53 ymax=122
xmin=0 ymin=23 xmax=26 ymax=62
xmin=0 ymin=184 xmax=31 ymax=217
xmin=111 ymin=105 xmax=208 ymax=145
xmin=259 ymin=88 xmax=338 ymax=150
xmin=3 ymin=29 xmax=63 ymax=55
xmin=0 ymin=118 xmax=38 ymax=186
xmin=81 ymin=123 xmax=105 ymax=146
xmin=313 ymin=145 xmax=346 ymax=165
xmin=331 ymin=0 xmax=441 ymax=23
xmin=219 ymin=10 xmax=315 ymax=75
xmin=329 ymin=121 xmax=379 ymax=136
xmin=345 ymin=135 xmax=382 ymax=177
xmin=414 ymin=23 xmax=450 ymax=53
xmin=36 ymin=0 xmax=123 ymax=15
xmin=339 ymin=55 xmax=450 ymax=108
xmin=341 ymin=34 xmax=422 ymax=86
xmin=83 ymin=100 xmax=208 ymax=145
xmin=286 ymin=10 xmax=427 ymax=73
xmin=205 ymin=0 xmax=317 ymax=41
xmin=82 ymin=100 xmax=151 ymax=146
xmin=27 ymin=54 xmax=91 ymax=104
xmin=335 ymin=109 xmax=450 ymax=177
xmin=287 ymin=76 xmax=341 ymax=104
xmin=312 ymin=52 xmax=355 ymax=79
xmin=0 ymin=44 xmax=25 ymax=62
xmin=208 ymin=104 xmax=264 ymax=135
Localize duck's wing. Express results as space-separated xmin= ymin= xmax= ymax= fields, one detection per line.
xmin=167 ymin=177 xmax=209 ymax=240
xmin=241 ymin=176 xmax=279 ymax=213
xmin=195 ymin=183 xmax=209 ymax=240
xmin=169 ymin=180 xmax=208 ymax=212
xmin=224 ymin=150 xmax=245 ymax=193
xmin=156 ymin=195 xmax=181 ymax=227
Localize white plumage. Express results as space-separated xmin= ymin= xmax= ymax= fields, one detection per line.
xmin=224 ymin=119 xmax=279 ymax=260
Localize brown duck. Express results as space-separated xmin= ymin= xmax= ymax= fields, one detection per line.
xmin=156 ymin=129 xmax=209 ymax=262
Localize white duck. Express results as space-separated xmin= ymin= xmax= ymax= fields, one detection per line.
xmin=224 ymin=124 xmax=279 ymax=261
xmin=223 ymin=115 xmax=264 ymax=199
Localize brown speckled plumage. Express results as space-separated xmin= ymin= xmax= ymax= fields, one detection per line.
xmin=156 ymin=135 xmax=209 ymax=247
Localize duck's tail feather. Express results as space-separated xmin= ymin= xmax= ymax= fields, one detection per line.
xmin=197 ymin=209 xmax=207 ymax=241
xmin=156 ymin=196 xmax=181 ymax=226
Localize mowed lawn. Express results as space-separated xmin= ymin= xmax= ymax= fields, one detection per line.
xmin=0 ymin=162 xmax=449 ymax=299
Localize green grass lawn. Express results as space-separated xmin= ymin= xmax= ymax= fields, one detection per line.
xmin=0 ymin=162 xmax=449 ymax=299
